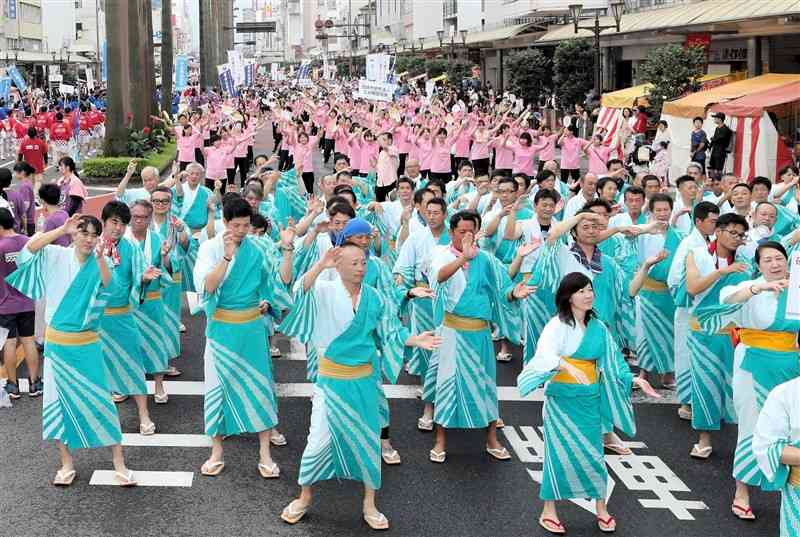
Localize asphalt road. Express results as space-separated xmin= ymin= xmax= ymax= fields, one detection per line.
xmin=0 ymin=127 xmax=782 ymax=537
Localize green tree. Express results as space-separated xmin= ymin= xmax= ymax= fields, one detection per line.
xmin=637 ymin=44 xmax=706 ymax=114
xmin=424 ymin=59 xmax=448 ymax=78
xmin=504 ymin=48 xmax=552 ymax=106
xmin=446 ymin=62 xmax=472 ymax=87
xmin=553 ymin=38 xmax=594 ymax=111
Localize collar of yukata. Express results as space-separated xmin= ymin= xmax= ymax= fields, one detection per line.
xmin=569 ymin=241 xmax=602 ymax=274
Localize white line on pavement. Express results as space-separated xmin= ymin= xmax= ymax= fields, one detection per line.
xmin=122 ymin=433 xmax=212 ymax=448
xmin=89 ymin=470 xmax=194 ymax=487
xmin=16 ymin=378 xmax=674 ymax=404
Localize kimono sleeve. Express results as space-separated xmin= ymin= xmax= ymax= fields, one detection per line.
xmin=374 ymin=293 xmax=410 ymax=384
xmin=192 ymin=238 xmax=221 ymax=313
xmin=127 ymin=240 xmax=147 ymax=307
xmin=277 ymin=277 xmax=319 ymax=344
xmin=5 ymin=244 xmax=56 ymax=300
xmin=597 ymin=321 xmax=635 ymax=437
xmin=516 ymin=317 xmax=562 ymax=397
xmin=753 ymin=381 xmax=797 ymax=490
xmin=485 ymin=253 xmax=522 ymax=345
xmin=529 ymin=241 xmax=562 ymax=295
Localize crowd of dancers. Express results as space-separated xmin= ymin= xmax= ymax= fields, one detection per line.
xmin=2 ymin=78 xmax=800 ymax=536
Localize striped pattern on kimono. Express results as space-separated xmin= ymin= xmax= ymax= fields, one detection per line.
xmin=686 ymin=330 xmax=736 ymax=430
xmin=133 ymin=300 xmax=171 ymax=374
xmin=99 ymin=317 xmax=148 ymax=395
xmin=204 ymin=339 xmax=278 ymax=436
xmin=636 ymin=289 xmax=675 ymax=374
xmin=278 ymin=283 xmax=319 ymax=381
xmin=42 ymin=351 xmax=123 ymax=449
xmin=521 ymin=291 xmax=550 ymax=366
xmin=298 ymin=385 xmax=382 ymax=490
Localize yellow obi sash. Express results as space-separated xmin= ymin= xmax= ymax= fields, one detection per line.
xmin=738 ymin=329 xmax=799 ymax=352
xmin=319 ymin=357 xmax=373 ymax=380
xmin=104 ymin=305 xmax=132 ymax=316
xmin=171 ymin=271 xmax=183 ymax=284
xmin=414 ymin=281 xmax=429 ymax=288
xmin=45 ymin=327 xmax=99 ymax=346
xmin=145 ymin=291 xmax=162 ymax=301
xmin=388 ymin=239 xmax=397 ymax=250
xmin=211 ymin=307 xmax=261 ymax=324
xmin=689 ymin=316 xmax=733 ymax=335
xmin=443 ymin=312 xmax=488 ymax=331
xmin=642 ymin=276 xmax=668 ymax=292
xmin=789 ymin=466 xmax=800 ymax=488
xmin=552 ymin=356 xmax=598 ymax=384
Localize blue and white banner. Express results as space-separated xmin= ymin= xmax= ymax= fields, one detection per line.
xmin=6 ymin=65 xmax=26 ymax=93
xmin=244 ymin=62 xmax=255 ymax=87
xmin=0 ymin=78 xmax=11 ymax=102
xmin=217 ymin=64 xmax=237 ymax=96
xmin=175 ymin=55 xmax=189 ymax=90
xmin=295 ymin=61 xmax=312 ymax=87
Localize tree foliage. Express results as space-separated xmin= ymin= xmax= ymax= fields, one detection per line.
xmin=424 ymin=59 xmax=448 ymax=78
xmin=637 ymin=44 xmax=706 ymax=114
xmin=504 ymin=48 xmax=552 ymax=106
xmin=553 ymin=38 xmax=594 ymax=111
xmin=394 ymin=56 xmax=426 ymax=77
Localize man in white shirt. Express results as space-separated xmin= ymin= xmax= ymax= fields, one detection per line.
xmin=562 ymin=173 xmax=598 ymax=220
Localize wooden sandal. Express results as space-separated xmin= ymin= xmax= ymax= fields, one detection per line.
xmin=363 ymin=511 xmax=389 ymax=530
xmin=597 ymin=515 xmax=617 ymax=532
xmin=538 ymin=515 xmax=566 ymax=534
xmin=280 ymin=500 xmax=309 ymax=524
xmin=201 ymin=460 xmax=225 ymax=476
xmin=53 ymin=469 xmax=76 ymax=487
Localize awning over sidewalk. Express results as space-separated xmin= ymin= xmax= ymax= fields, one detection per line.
xmin=661 ymin=73 xmax=800 ymax=118
xmin=710 ymin=80 xmax=800 ymax=117
xmin=601 ymin=72 xmax=742 ymax=109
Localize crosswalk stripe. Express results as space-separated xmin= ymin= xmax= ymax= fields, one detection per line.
xmin=10 ymin=378 xmax=675 ymax=404
xmin=89 ymin=470 xmax=194 ymax=487
xmin=122 ymin=433 xmax=212 ymax=447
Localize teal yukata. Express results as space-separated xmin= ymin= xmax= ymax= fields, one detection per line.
xmin=194 ymin=234 xmax=285 ymax=437
xmin=98 ymin=237 xmax=149 ymax=396
xmin=517 ymin=318 xmax=635 ymax=501
xmin=8 ymin=245 xmax=122 ymax=449
xmin=126 ymin=229 xmax=172 ymax=375
xmin=392 ymin=227 xmax=450 ymax=402
xmin=635 ymin=228 xmax=682 ymax=375
xmin=172 ymin=183 xmax=214 ymax=232
xmin=697 ymin=276 xmax=800 ymax=489
xmin=685 ymin=246 xmax=750 ymax=432
xmin=280 ymin=277 xmax=407 ymax=490
xmin=753 ymin=378 xmax=800 ymax=537
xmin=429 ymin=249 xmax=521 ymax=429
xmin=151 ymin=215 xmax=199 ymax=361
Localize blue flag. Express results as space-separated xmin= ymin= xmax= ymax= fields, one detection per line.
xmin=6 ymin=65 xmax=26 ymax=93
xmin=175 ymin=55 xmax=189 ymax=90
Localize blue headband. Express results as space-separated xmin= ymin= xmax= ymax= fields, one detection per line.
xmin=335 ymin=218 xmax=372 ymax=247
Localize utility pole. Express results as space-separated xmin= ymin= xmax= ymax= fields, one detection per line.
xmin=161 ymin=0 xmax=174 ymax=113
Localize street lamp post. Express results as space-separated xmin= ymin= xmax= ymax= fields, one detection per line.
xmin=568 ymin=2 xmax=624 ymax=96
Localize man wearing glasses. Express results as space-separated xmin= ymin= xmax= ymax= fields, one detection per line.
xmin=683 ymin=212 xmax=750 ymax=461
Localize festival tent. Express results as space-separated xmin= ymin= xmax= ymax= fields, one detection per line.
xmin=594 ymin=72 xmax=743 ymax=159
xmin=660 ymin=73 xmax=800 ymax=180
xmin=708 ymin=81 xmax=799 ymax=180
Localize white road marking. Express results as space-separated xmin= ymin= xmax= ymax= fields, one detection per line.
xmin=122 ymin=433 xmax=212 ymax=448
xmin=89 ymin=470 xmax=194 ymax=487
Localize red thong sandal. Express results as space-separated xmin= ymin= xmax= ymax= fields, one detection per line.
xmin=538 ymin=515 xmax=566 ymax=534
xmin=731 ymin=503 xmax=756 ymax=520
xmin=597 ymin=515 xmax=617 ymax=533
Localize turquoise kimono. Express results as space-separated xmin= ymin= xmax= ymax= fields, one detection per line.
xmin=98 ymin=238 xmax=149 ymax=395
xmin=517 ymin=318 xmax=635 ymax=501
xmin=172 ymin=184 xmax=213 ymax=231
xmin=687 ymin=250 xmax=750 ymax=432
xmin=199 ymin=236 xmax=283 ymax=436
xmin=392 ymin=229 xmax=450 ymax=402
xmin=8 ymin=246 xmax=122 ymax=449
xmin=129 ymin=231 xmax=172 ymax=375
xmin=431 ymin=250 xmax=521 ymax=429
xmin=636 ymin=228 xmax=681 ymax=375
xmin=284 ymin=281 xmax=408 ymax=490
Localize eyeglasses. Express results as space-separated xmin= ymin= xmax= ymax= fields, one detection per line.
xmin=151 ymin=198 xmax=171 ymax=205
xmin=723 ymin=229 xmax=747 ymax=240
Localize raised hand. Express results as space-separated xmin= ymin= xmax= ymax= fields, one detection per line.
xmin=411 ymin=331 xmax=442 ymax=351
xmin=60 ymin=213 xmax=83 ymax=235
xmin=517 ymin=239 xmax=542 ymax=257
xmin=279 ymin=220 xmax=296 ymax=248
xmin=461 ymin=232 xmax=479 ymax=260
xmin=222 ymin=230 xmax=238 ymax=259
xmin=408 ymin=286 xmax=435 ymax=299
xmin=160 ymin=240 xmax=172 ymax=257
xmin=320 ymin=246 xmax=341 ymax=269
xmin=645 ymin=250 xmax=668 ymax=267
xmin=143 ymin=266 xmax=162 ymax=282
xmin=512 ymin=282 xmax=537 ymax=299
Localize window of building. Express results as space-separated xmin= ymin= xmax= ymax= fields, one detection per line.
xmin=76 ymin=22 xmax=83 ymax=39
xmin=6 ymin=38 xmax=19 ymax=51
xmin=21 ymin=3 xmax=41 ymax=24
xmin=21 ymin=38 xmax=42 ymax=51
xmin=75 ymin=0 xmax=82 ymax=8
